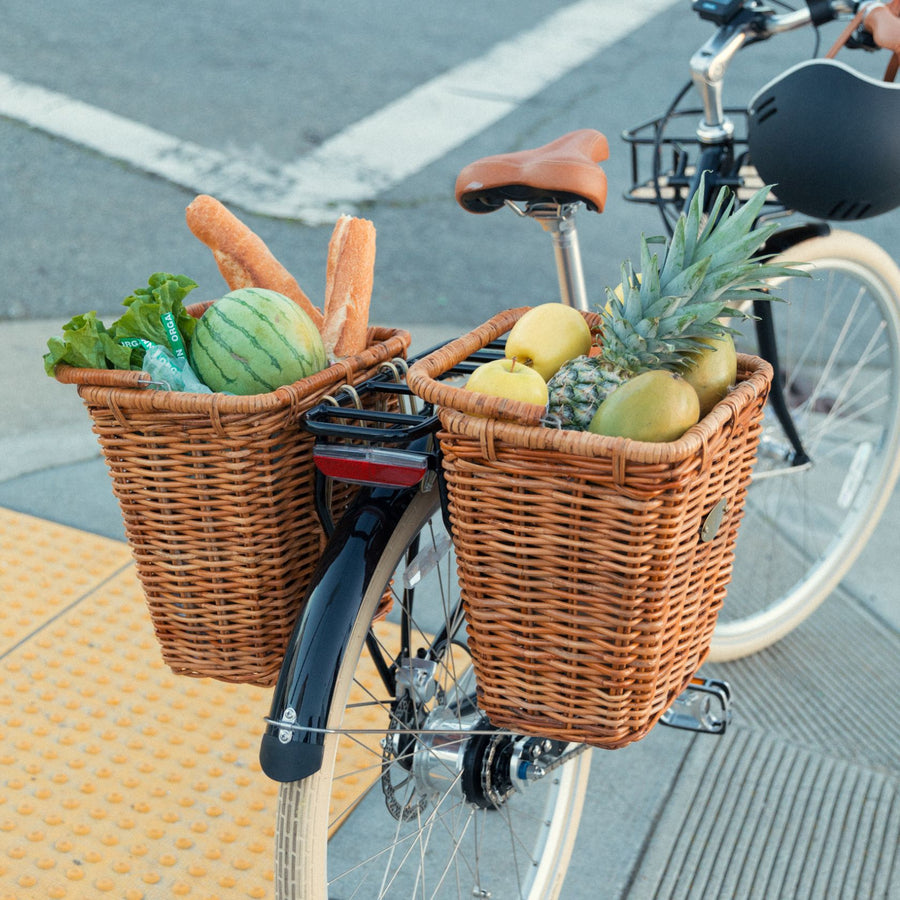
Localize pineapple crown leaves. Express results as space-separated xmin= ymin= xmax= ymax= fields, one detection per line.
xmin=597 ymin=178 xmax=809 ymax=373
xmin=601 ymin=266 xmax=726 ymax=371
xmin=668 ymin=176 xmax=806 ymax=298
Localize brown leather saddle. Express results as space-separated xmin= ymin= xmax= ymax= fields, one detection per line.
xmin=455 ymin=129 xmax=610 ymax=214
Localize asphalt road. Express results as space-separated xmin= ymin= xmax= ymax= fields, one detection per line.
xmin=4 ymin=1 xmax=898 ymax=330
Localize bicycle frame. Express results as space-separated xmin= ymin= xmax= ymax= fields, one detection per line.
xmin=672 ymin=1 xmax=863 ymax=466
xmin=618 ymin=2 xmax=871 ymax=469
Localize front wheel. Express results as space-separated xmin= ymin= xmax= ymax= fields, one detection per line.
xmin=274 ymin=487 xmax=591 ymax=899
xmin=712 ymin=230 xmax=900 ymax=660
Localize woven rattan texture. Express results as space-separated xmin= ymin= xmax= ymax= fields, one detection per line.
xmin=55 ymin=321 xmax=410 ymax=687
xmin=407 ymin=308 xmax=771 ymax=748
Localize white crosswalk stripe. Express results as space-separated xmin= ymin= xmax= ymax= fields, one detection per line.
xmin=0 ymin=0 xmax=677 ymax=223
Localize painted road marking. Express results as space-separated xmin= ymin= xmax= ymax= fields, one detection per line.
xmin=1 ymin=0 xmax=677 ymax=223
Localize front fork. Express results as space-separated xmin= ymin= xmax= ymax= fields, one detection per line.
xmin=748 ymin=220 xmax=835 ymax=469
xmin=753 ymin=300 xmax=810 ymax=466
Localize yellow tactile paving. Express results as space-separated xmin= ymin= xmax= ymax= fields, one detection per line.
xmin=0 ymin=507 xmax=395 ymax=899
xmin=0 ymin=564 xmax=278 ymax=899
xmin=0 ymin=509 xmax=132 ymax=655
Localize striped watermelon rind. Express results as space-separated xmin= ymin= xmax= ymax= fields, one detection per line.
xmin=191 ymin=288 xmax=327 ymax=394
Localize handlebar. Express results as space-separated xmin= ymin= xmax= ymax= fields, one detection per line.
xmin=690 ymin=1 xmax=894 ymax=142
xmin=752 ymin=2 xmax=859 ymax=36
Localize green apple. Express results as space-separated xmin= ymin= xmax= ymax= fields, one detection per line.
xmin=464 ymin=357 xmax=549 ymax=406
xmin=505 ymin=303 xmax=592 ymax=381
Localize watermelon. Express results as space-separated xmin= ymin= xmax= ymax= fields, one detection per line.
xmin=191 ymin=288 xmax=327 ymax=394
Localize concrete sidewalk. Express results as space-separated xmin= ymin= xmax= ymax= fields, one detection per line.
xmin=2 ymin=316 xmax=898 ymax=898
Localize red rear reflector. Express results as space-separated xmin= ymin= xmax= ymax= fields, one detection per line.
xmin=314 ymin=445 xmax=429 ymax=487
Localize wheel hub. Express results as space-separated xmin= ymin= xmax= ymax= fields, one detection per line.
xmin=406 ymin=704 xmax=559 ymax=811
xmin=381 ymin=656 xmax=567 ymax=818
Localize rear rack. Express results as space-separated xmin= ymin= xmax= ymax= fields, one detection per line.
xmin=303 ymin=338 xmax=508 ymax=444
xmin=305 ymin=337 xmax=509 ymax=533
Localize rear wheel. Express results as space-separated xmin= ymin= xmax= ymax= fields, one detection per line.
xmin=274 ymin=488 xmax=591 ymax=899
xmin=712 ymin=230 xmax=900 ymax=660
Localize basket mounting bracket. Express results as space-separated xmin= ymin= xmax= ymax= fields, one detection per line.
xmin=659 ymin=677 xmax=732 ymax=734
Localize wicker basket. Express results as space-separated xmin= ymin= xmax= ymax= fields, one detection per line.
xmin=54 ymin=303 xmax=410 ymax=686
xmin=406 ymin=307 xmax=772 ymax=748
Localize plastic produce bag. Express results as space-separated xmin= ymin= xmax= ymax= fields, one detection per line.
xmin=141 ymin=343 xmax=213 ymax=393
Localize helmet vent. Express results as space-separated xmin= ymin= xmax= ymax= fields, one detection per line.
xmin=754 ymin=96 xmax=777 ymax=125
xmin=827 ymin=199 xmax=873 ymax=220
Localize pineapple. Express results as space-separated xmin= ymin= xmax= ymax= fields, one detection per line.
xmin=547 ymin=180 xmax=795 ymax=430
xmin=547 ymin=354 xmax=627 ymax=430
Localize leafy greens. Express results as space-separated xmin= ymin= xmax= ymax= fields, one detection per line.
xmin=44 ymin=273 xmax=198 ymax=375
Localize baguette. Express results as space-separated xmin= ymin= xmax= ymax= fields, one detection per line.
xmin=185 ymin=195 xmax=324 ymax=329
xmin=322 ymin=215 xmax=376 ymax=357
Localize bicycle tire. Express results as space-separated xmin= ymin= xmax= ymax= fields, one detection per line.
xmin=710 ymin=229 xmax=900 ymax=660
xmin=274 ymin=487 xmax=592 ymax=899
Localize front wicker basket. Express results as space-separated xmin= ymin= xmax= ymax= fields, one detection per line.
xmin=407 ymin=308 xmax=772 ymax=749
xmin=55 ymin=305 xmax=410 ymax=687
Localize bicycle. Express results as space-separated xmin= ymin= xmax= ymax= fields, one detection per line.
xmin=260 ymin=2 xmax=900 ymax=897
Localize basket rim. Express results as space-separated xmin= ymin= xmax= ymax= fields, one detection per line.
xmin=407 ymin=306 xmax=773 ymax=464
xmin=54 ymin=325 xmax=410 ymax=414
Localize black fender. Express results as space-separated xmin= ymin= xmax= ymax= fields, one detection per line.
xmin=259 ymin=483 xmax=418 ymax=783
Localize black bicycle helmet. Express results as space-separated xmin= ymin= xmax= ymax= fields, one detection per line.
xmin=747 ymin=58 xmax=900 ymax=220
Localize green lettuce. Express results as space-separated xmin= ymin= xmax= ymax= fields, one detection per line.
xmin=114 ymin=273 xmax=198 ymax=351
xmin=43 ymin=311 xmax=134 ymax=374
xmin=43 ymin=273 xmax=198 ymax=375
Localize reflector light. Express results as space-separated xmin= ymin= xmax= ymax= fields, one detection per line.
xmin=313 ymin=444 xmax=429 ymax=487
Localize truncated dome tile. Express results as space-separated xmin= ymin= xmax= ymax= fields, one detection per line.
xmin=0 ymin=511 xmax=399 ymax=897
xmin=0 ymin=563 xmax=280 ymax=897
xmin=0 ymin=508 xmax=132 ymax=655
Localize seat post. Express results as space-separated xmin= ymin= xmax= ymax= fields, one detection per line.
xmin=513 ymin=201 xmax=589 ymax=311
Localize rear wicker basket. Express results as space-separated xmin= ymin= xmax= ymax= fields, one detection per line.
xmin=54 ymin=304 xmax=410 ymax=687
xmin=407 ymin=308 xmax=772 ymax=748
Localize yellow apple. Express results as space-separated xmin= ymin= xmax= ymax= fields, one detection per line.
xmin=464 ymin=357 xmax=549 ymax=406
xmin=505 ymin=303 xmax=592 ymax=381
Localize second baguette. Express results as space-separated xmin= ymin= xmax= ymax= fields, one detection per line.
xmin=322 ymin=215 xmax=376 ymax=357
